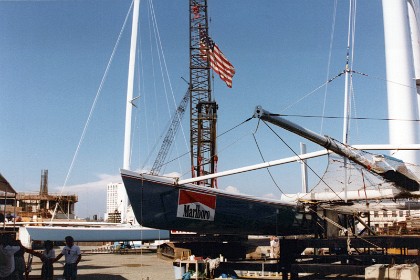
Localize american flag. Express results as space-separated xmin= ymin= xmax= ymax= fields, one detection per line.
xmin=199 ymin=28 xmax=235 ymax=88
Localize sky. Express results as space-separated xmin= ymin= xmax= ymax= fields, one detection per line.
xmin=0 ymin=0 xmax=394 ymax=219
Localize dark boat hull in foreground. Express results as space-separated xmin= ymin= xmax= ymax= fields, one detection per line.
xmin=121 ymin=169 xmax=314 ymax=236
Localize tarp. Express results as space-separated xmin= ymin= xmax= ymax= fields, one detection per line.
xmin=0 ymin=173 xmax=16 ymax=194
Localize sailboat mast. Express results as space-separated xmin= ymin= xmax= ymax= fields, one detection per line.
xmin=382 ymin=0 xmax=420 ymax=165
xmin=123 ymin=0 xmax=140 ymax=170
xmin=342 ymin=0 xmax=355 ymax=145
xmin=122 ymin=0 xmax=140 ymax=223
xmin=407 ymin=1 xmax=420 ymax=118
xmin=342 ymin=0 xmax=356 ymax=202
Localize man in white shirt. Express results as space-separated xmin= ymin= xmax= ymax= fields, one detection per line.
xmin=269 ymin=236 xmax=279 ymax=259
xmin=53 ymin=236 xmax=81 ymax=280
xmin=0 ymin=234 xmax=21 ymax=280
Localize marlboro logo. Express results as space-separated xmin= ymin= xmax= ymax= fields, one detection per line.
xmin=177 ymin=189 xmax=216 ymax=221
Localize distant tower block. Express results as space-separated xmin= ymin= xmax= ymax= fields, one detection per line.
xmin=40 ymin=169 xmax=48 ymax=195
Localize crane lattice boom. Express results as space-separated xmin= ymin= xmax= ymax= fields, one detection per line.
xmin=150 ymin=88 xmax=190 ymax=175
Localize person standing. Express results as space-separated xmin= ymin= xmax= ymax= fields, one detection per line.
xmin=53 ymin=236 xmax=81 ymax=280
xmin=40 ymin=240 xmax=55 ymax=280
xmin=0 ymin=234 xmax=21 ymax=280
xmin=12 ymin=240 xmax=26 ymax=280
xmin=269 ymin=236 xmax=279 ymax=259
xmin=28 ymin=240 xmax=55 ymax=280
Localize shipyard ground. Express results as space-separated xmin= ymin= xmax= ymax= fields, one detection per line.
xmin=24 ymin=235 xmax=420 ymax=279
xmin=9 ymin=233 xmax=420 ymax=279
xmin=25 ymin=247 xmax=366 ymax=279
xmin=27 ymin=249 xmax=174 ymax=280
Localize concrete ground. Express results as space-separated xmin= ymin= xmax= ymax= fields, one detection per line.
xmin=27 ymin=250 xmax=175 ymax=280
xmin=24 ymin=247 xmax=366 ymax=279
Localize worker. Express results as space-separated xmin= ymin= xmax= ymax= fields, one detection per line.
xmin=12 ymin=240 xmax=26 ymax=280
xmin=28 ymin=240 xmax=55 ymax=280
xmin=53 ymin=236 xmax=81 ymax=280
xmin=0 ymin=234 xmax=22 ymax=279
xmin=269 ymin=236 xmax=279 ymax=259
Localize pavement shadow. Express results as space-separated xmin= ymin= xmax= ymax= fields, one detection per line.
xmin=29 ymin=275 xmax=128 ymax=280
xmin=299 ymin=275 xmax=363 ymax=280
xmin=74 ymin=264 xmax=118 ymax=270
xmin=77 ymin=274 xmax=128 ymax=279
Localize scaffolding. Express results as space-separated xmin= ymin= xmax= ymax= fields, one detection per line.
xmin=16 ymin=193 xmax=78 ymax=220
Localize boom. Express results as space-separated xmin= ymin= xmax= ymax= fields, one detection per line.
xmin=254 ymin=105 xmax=420 ymax=192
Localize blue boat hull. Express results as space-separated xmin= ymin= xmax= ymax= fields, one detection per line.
xmin=121 ymin=169 xmax=315 ymax=235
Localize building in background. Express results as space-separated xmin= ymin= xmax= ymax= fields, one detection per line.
xmin=1 ymin=170 xmax=78 ymax=222
xmin=105 ymin=182 xmax=136 ymax=224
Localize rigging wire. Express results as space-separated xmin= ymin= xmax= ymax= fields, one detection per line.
xmin=135 ymin=0 xmax=185 ymax=173
xmin=136 ymin=0 xmax=161 ymax=172
xmin=135 ymin=35 xmax=145 ymax=170
xmin=321 ymin=0 xmax=338 ymax=134
xmin=259 ymin=120 xmax=344 ymax=201
xmin=252 ymin=124 xmax=289 ymax=196
xmin=177 ymin=125 xmax=253 ymax=179
xmin=279 ymin=66 xmax=418 ymax=116
xmin=161 ymin=117 xmax=253 ymax=178
xmin=279 ymin=75 xmax=341 ymax=113
xmin=149 ymin=2 xmax=171 ymax=113
xmin=51 ymin=2 xmax=133 ymax=221
xmin=147 ymin=0 xmax=160 ymax=157
xmin=129 ymin=48 xmax=141 ymax=169
xmin=345 ymin=0 xmax=360 ymax=146
xmin=132 ymin=0 xmax=154 ymax=171
xmin=218 ymin=117 xmax=253 ymax=138
xmin=342 ymin=0 xmax=357 ymax=146
xmin=150 ymin=1 xmax=189 ymax=149
xmin=357 ymin=72 xmax=418 ymax=89
xmin=142 ymin=0 xmax=189 ymax=174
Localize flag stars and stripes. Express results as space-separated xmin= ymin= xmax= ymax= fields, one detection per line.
xmin=199 ymin=28 xmax=235 ymax=88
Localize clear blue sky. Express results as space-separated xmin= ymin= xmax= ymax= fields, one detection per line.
xmin=0 ymin=0 xmax=390 ymax=219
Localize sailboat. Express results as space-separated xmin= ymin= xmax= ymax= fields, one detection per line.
xmin=121 ymin=105 xmax=420 ymax=235
xmin=121 ymin=0 xmax=420 ymax=236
